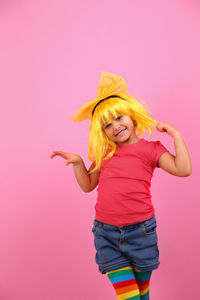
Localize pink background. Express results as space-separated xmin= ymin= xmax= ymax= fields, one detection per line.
xmin=0 ymin=0 xmax=199 ymax=299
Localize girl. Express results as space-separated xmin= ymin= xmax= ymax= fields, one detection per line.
xmin=50 ymin=72 xmax=192 ymax=300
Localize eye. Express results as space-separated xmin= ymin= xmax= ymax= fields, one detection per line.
xmin=105 ymin=123 xmax=111 ymax=129
xmin=116 ymin=115 xmax=123 ymax=120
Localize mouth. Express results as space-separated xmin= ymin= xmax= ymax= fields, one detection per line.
xmin=115 ymin=128 xmax=126 ymax=136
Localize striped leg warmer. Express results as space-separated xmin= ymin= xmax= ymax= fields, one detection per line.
xmin=132 ymin=267 xmax=152 ymax=300
xmin=106 ymin=266 xmax=140 ymax=300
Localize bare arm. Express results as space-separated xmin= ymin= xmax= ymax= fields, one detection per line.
xmin=73 ymin=160 xmax=100 ymax=192
xmin=173 ymin=131 xmax=192 ymax=175
xmin=156 ymin=122 xmax=192 ymax=177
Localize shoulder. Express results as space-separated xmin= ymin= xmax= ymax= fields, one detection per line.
xmin=139 ymin=138 xmax=159 ymax=149
xmin=143 ymin=139 xmax=167 ymax=150
xmin=141 ymin=139 xmax=169 ymax=168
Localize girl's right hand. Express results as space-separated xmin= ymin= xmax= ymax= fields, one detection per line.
xmin=50 ymin=151 xmax=82 ymax=166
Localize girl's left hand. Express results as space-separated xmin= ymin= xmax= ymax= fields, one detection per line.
xmin=156 ymin=122 xmax=179 ymax=137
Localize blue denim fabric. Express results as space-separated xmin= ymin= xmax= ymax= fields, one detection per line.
xmin=92 ymin=214 xmax=160 ymax=274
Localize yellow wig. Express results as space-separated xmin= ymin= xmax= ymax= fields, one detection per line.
xmin=70 ymin=72 xmax=159 ymax=174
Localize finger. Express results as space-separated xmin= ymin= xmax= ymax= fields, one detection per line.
xmin=55 ymin=151 xmax=70 ymax=157
xmin=52 ymin=151 xmax=64 ymax=156
xmin=50 ymin=152 xmax=60 ymax=158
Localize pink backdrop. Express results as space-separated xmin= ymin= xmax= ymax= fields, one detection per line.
xmin=0 ymin=0 xmax=199 ymax=299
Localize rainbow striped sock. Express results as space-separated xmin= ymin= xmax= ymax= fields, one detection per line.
xmin=133 ymin=267 xmax=152 ymax=300
xmin=106 ymin=266 xmax=140 ymax=299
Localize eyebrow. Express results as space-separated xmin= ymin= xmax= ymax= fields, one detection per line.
xmin=102 ymin=120 xmax=110 ymax=128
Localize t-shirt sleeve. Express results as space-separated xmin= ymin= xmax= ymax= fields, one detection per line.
xmin=153 ymin=141 xmax=169 ymax=168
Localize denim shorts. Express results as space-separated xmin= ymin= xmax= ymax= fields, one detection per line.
xmin=92 ymin=214 xmax=160 ymax=274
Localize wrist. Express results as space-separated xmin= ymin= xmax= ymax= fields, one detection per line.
xmin=172 ymin=130 xmax=181 ymax=139
xmin=73 ymin=157 xmax=83 ymax=166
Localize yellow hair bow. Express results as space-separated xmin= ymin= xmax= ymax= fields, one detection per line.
xmin=70 ymin=71 xmax=128 ymax=122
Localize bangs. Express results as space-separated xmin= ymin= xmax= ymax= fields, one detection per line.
xmin=94 ymin=98 xmax=130 ymax=127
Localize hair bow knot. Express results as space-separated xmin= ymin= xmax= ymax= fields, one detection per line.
xmin=70 ymin=71 xmax=128 ymax=122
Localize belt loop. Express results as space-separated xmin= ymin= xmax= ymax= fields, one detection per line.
xmin=98 ymin=221 xmax=103 ymax=228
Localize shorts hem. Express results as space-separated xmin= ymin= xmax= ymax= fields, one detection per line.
xmin=133 ymin=262 xmax=160 ymax=272
xmin=100 ymin=261 xmax=133 ymax=274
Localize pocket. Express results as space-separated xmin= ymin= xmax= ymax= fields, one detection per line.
xmin=141 ymin=216 xmax=157 ymax=235
xmin=92 ymin=224 xmax=98 ymax=235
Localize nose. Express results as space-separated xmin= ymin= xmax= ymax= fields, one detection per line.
xmin=112 ymin=120 xmax=121 ymax=131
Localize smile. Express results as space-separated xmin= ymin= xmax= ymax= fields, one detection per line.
xmin=115 ymin=128 xmax=127 ymax=136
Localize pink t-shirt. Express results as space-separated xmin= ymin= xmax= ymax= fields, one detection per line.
xmin=95 ymin=138 xmax=169 ymax=226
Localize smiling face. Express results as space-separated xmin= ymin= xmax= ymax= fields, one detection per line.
xmin=102 ymin=114 xmax=139 ymax=145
